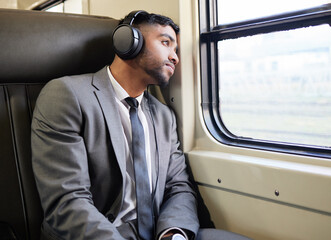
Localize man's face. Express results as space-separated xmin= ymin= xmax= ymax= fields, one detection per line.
xmin=136 ymin=24 xmax=179 ymax=87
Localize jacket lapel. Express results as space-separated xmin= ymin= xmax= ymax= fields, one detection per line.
xmin=91 ymin=67 xmax=127 ymax=191
xmin=142 ymin=95 xmax=167 ymax=212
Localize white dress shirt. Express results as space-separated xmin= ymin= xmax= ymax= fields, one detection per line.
xmin=107 ymin=67 xmax=152 ymax=227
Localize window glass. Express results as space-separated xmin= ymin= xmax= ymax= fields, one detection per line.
xmin=218 ymin=24 xmax=331 ymax=147
xmin=46 ymin=3 xmax=64 ymax=12
xmin=45 ymin=0 xmax=82 ymax=14
xmin=217 ymin=0 xmax=331 ymax=24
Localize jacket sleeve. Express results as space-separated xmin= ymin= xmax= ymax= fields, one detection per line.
xmin=31 ymin=79 xmax=124 ymax=240
xmin=156 ymin=108 xmax=200 ymax=239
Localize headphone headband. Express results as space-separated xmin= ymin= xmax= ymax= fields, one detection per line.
xmin=122 ymin=10 xmax=148 ymax=25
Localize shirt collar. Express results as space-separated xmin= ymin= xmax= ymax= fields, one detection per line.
xmin=107 ymin=66 xmax=144 ymax=106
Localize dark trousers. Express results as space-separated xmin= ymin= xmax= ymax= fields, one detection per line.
xmin=117 ymin=221 xmax=251 ymax=240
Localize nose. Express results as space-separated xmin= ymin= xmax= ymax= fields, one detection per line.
xmin=169 ymin=50 xmax=179 ymax=66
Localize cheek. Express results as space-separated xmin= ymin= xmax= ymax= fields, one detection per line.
xmin=141 ymin=43 xmax=167 ymax=67
xmin=148 ymin=42 xmax=167 ymax=59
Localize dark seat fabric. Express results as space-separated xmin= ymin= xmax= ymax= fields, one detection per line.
xmin=0 ymin=9 xmax=119 ymax=239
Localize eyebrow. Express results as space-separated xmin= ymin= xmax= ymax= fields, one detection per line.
xmin=160 ymin=33 xmax=178 ymax=52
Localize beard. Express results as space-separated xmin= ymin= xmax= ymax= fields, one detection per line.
xmin=137 ymin=47 xmax=172 ymax=87
xmin=144 ymin=65 xmax=169 ymax=88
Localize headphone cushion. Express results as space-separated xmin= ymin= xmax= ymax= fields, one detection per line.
xmin=113 ymin=25 xmax=143 ymax=59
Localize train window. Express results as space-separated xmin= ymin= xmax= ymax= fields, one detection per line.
xmin=35 ymin=0 xmax=83 ymax=14
xmin=219 ymin=24 xmax=331 ymax=147
xmin=218 ymin=0 xmax=330 ymax=24
xmin=200 ymin=0 xmax=331 ymax=158
xmin=46 ymin=3 xmax=64 ymax=12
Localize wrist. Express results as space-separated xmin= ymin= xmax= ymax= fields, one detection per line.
xmin=162 ymin=233 xmax=186 ymax=240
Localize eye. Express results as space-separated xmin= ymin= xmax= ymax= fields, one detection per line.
xmin=162 ymin=40 xmax=170 ymax=46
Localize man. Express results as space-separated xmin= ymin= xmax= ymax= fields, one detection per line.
xmin=31 ymin=11 xmax=249 ymax=240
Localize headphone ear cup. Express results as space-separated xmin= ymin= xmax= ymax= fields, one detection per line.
xmin=130 ymin=27 xmax=143 ymax=59
xmin=112 ymin=25 xmax=143 ymax=59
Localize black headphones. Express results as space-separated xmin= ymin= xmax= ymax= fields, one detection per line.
xmin=112 ymin=10 xmax=148 ymax=60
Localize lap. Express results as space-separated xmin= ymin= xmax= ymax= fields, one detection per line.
xmin=116 ymin=220 xmax=138 ymax=239
xmin=196 ymin=228 xmax=252 ymax=240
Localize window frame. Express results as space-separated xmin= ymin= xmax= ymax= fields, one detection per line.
xmin=199 ymin=0 xmax=331 ymax=159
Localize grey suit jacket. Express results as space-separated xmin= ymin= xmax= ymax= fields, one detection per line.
xmin=31 ymin=66 xmax=199 ymax=240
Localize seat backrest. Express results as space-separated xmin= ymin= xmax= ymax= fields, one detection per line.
xmin=0 ymin=9 xmax=118 ymax=240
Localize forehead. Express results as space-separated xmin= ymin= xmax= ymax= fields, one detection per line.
xmin=139 ymin=24 xmax=178 ymax=43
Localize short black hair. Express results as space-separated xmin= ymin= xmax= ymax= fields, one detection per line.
xmin=121 ymin=12 xmax=180 ymax=34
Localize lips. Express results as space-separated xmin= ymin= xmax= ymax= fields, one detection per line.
xmin=165 ymin=62 xmax=175 ymax=74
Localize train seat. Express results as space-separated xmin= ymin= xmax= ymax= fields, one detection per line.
xmin=0 ymin=9 xmax=118 ymax=239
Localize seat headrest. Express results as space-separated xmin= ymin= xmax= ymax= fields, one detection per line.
xmin=0 ymin=9 xmax=119 ymax=83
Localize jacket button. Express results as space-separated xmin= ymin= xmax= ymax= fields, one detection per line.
xmin=108 ymin=214 xmax=115 ymax=222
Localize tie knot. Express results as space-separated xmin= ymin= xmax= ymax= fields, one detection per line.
xmin=125 ymin=97 xmax=139 ymax=109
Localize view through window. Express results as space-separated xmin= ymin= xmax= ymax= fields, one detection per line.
xmin=218 ymin=24 xmax=331 ymax=147
xmin=218 ymin=0 xmax=330 ymax=24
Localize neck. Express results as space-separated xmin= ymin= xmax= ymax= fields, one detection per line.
xmin=109 ymin=57 xmax=150 ymax=98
